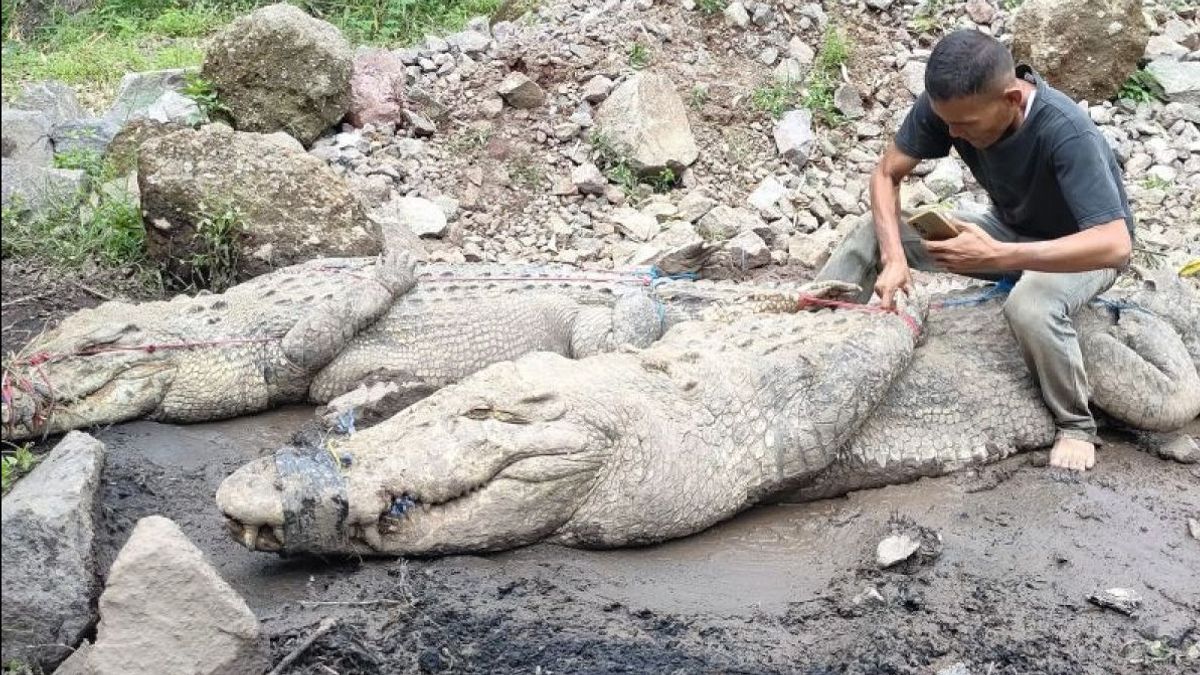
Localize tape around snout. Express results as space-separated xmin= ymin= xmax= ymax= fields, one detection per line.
xmin=276 ymin=444 xmax=350 ymax=553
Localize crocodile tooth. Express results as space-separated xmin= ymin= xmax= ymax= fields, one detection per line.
xmin=242 ymin=524 xmax=260 ymax=550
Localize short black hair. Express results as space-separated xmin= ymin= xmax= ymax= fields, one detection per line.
xmin=924 ymin=29 xmax=1014 ymax=101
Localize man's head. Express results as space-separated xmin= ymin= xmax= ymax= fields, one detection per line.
xmin=925 ymin=30 xmax=1023 ymax=149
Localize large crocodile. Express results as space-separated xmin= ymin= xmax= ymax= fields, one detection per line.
xmin=217 ymin=272 xmax=1200 ymax=556
xmin=1 ymin=256 xmax=833 ymax=441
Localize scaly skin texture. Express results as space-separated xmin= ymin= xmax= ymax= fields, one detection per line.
xmin=1 ymin=257 xmax=825 ymax=440
xmin=1 ymin=252 xmax=418 ymax=440
xmin=216 ymin=274 xmax=1200 ymax=556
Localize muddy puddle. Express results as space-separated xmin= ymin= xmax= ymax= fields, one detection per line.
xmin=90 ymin=408 xmax=1199 ymax=674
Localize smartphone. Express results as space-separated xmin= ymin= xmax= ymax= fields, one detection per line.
xmin=907 ymin=210 xmax=961 ymax=241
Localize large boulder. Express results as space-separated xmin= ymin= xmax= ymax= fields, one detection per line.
xmin=82 ymin=516 xmax=266 ymax=675
xmin=1 ymin=159 xmax=88 ymax=220
xmin=1 ymin=432 xmax=105 ymax=671
xmin=1146 ymin=60 xmax=1200 ymax=106
xmin=202 ymin=3 xmax=353 ymax=146
xmin=595 ymin=71 xmax=699 ymax=175
xmin=1011 ymin=0 xmax=1148 ymax=102
xmin=104 ymin=68 xmax=192 ymax=124
xmin=2 ymin=109 xmax=54 ymax=165
xmin=10 ymin=80 xmax=87 ymax=127
xmin=346 ymin=48 xmax=407 ymax=128
xmin=138 ymin=124 xmax=379 ymax=283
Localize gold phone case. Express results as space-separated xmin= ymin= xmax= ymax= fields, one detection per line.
xmin=907 ymin=210 xmax=961 ymax=241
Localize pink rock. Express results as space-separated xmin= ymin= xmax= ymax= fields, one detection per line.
xmin=347 ymin=49 xmax=406 ymax=128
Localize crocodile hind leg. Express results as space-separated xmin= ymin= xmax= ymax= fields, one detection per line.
xmin=282 ymin=248 xmax=418 ymax=372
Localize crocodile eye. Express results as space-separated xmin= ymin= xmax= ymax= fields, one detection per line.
xmin=464 ymin=408 xmax=530 ymax=424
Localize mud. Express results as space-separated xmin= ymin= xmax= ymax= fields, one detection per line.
xmin=87 ymin=409 xmax=1198 ymax=674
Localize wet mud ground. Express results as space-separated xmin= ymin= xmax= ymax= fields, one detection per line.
xmin=88 ymin=408 xmax=1199 ymax=675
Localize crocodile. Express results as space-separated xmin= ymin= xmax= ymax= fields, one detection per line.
xmin=1 ymin=256 xmax=833 ymax=441
xmin=216 ymin=272 xmax=1200 ymax=556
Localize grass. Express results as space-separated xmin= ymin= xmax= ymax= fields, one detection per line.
xmin=1002 ymin=0 xmax=1024 ymax=10
xmin=752 ymin=81 xmax=799 ymax=118
xmin=186 ymin=202 xmax=243 ymax=291
xmin=908 ymin=0 xmax=946 ymax=35
xmin=587 ymin=131 xmax=679 ymax=197
xmin=181 ymin=71 xmax=226 ymax=120
xmin=1118 ymin=69 xmax=1162 ymax=104
xmin=1 ymin=442 xmax=39 ymax=495
xmin=688 ymin=85 xmax=709 ymax=110
xmin=627 ymin=42 xmax=650 ymax=70
xmin=696 ymin=0 xmax=725 ymax=15
xmin=1140 ymin=175 xmax=1172 ymax=191
xmin=2 ymin=0 xmax=505 ymax=108
xmin=752 ymin=25 xmax=850 ymax=125
xmin=507 ymin=154 xmax=545 ymax=190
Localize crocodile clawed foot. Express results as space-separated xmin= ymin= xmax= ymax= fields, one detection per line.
xmin=376 ymin=247 xmax=420 ymax=295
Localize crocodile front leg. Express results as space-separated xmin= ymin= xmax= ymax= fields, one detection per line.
xmin=283 ymin=248 xmax=418 ymax=371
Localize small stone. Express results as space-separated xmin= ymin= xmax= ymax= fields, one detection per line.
xmin=876 ymin=534 xmax=921 ymax=568
xmin=937 ymin=663 xmax=972 ymax=675
xmin=1086 ymin=588 xmax=1142 ymax=616
xmin=480 ymin=97 xmax=504 ymax=118
xmin=583 ymin=75 xmax=615 ymax=104
xmin=678 ymin=190 xmax=717 ymax=222
xmin=726 ymin=230 xmax=771 ymax=269
xmin=611 ymin=207 xmax=660 ymax=241
xmin=392 ymin=196 xmax=448 ymax=238
xmin=697 ymin=205 xmax=765 ymax=241
xmin=403 ymin=110 xmax=437 ymax=137
xmin=851 ymin=586 xmax=886 ymax=606
xmin=750 ymin=3 xmax=773 ymax=27
xmin=964 ymin=0 xmax=995 ymax=25
xmin=789 ymin=37 xmax=815 ymax=64
xmin=551 ymin=175 xmax=578 ymax=196
xmin=572 ymin=162 xmax=607 ymax=194
xmin=1146 ymin=165 xmax=1177 ymax=184
xmin=1189 ymin=518 xmax=1200 ymax=540
xmin=865 ymin=0 xmax=893 ymax=10
xmin=834 ymin=84 xmax=865 ymax=119
xmin=827 ymin=186 xmax=860 ymax=215
xmin=924 ymin=158 xmax=965 ymax=198
xmin=748 ymin=175 xmax=787 ymax=212
xmin=724 ymin=2 xmax=751 ymax=28
xmin=758 ymin=47 xmax=780 ymax=65
xmin=788 ymin=226 xmax=843 ymax=268
xmin=450 ymin=30 xmax=491 ymax=54
xmin=497 ymin=72 xmax=546 ymax=109
xmin=773 ymin=109 xmax=815 ymax=167
xmin=1145 ymin=36 xmax=1188 ymax=61
xmin=901 ymin=60 xmax=926 ymax=97
xmin=774 ymin=58 xmax=806 ymax=84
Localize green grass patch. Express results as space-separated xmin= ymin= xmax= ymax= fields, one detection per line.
xmin=1118 ymin=68 xmax=1162 ymax=104
xmin=588 ymin=131 xmax=679 ymax=197
xmin=1 ymin=442 xmax=39 ymax=495
xmin=804 ymin=25 xmax=851 ymax=126
xmin=627 ymin=42 xmax=650 ymax=70
xmin=696 ymin=0 xmax=725 ymax=15
xmin=186 ymin=202 xmax=243 ymax=291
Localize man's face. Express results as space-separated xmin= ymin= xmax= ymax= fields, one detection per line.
xmin=929 ymin=86 xmax=1023 ymax=149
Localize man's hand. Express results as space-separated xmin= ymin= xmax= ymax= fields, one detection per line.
xmin=925 ymin=221 xmax=1008 ymax=273
xmin=875 ymin=261 xmax=913 ymax=310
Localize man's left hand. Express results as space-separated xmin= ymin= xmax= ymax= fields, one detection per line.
xmin=925 ymin=221 xmax=1009 ymax=273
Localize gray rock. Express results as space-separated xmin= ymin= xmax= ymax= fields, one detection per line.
xmin=139 ymin=124 xmax=377 ymax=281
xmin=758 ymin=47 xmax=780 ymax=65
xmin=748 ymin=175 xmax=787 ymax=212
xmin=964 ymin=0 xmax=995 ymax=25
xmin=1012 ymin=0 xmax=1148 ymax=102
xmin=347 ymin=48 xmax=407 ymax=128
xmin=202 ymin=3 xmax=353 ymax=146
xmin=450 ymin=30 xmax=491 ymax=54
xmin=1146 ymin=59 xmax=1200 ymax=105
xmin=726 ymin=230 xmax=770 ymax=269
xmin=827 ymin=186 xmax=861 ymax=215
xmin=1086 ymin=587 xmax=1142 ymax=616
xmin=697 ymin=205 xmax=764 ymax=241
xmin=51 ymin=640 xmax=91 ymax=675
xmin=724 ymin=2 xmax=751 ymax=28
xmin=773 ymin=109 xmax=815 ymax=167
xmin=851 ymin=586 xmax=886 ymax=606
xmin=84 ymin=516 xmax=266 ymax=675
xmin=497 ymin=72 xmax=546 ymax=109
xmin=787 ymin=226 xmax=842 ymax=268
xmin=750 ymin=3 xmax=773 ymax=27
xmin=595 ymin=71 xmax=699 ymax=175
xmin=611 ymin=207 xmax=661 ymax=241
xmin=678 ymin=190 xmax=717 ymax=222
xmin=51 ymin=117 xmax=120 ymax=155
xmin=572 ymin=162 xmax=608 ymax=194
xmin=1 ymin=432 xmax=105 ymax=671
xmin=901 ymin=60 xmax=926 ymax=97
xmin=105 ymin=68 xmax=190 ymax=123
xmin=877 ymin=533 xmax=921 ymax=567
xmin=865 ymin=0 xmax=893 ymax=10
xmin=789 ymin=36 xmax=815 ymax=64
xmin=140 ymin=91 xmax=203 ymax=125
xmin=1163 ymin=19 xmax=1200 ymax=51
xmin=774 ymin=58 xmax=806 ymax=84
xmin=583 ymin=75 xmax=615 ymax=104
xmin=403 ymin=109 xmax=437 ymax=137
xmin=1146 ymin=36 xmax=1188 ymax=61
xmin=388 ymin=196 xmax=447 ymax=238
xmin=1 ymin=109 xmax=53 ymax=165
xmin=937 ymin=663 xmax=973 ymax=675
xmin=1 ymin=159 xmax=87 ymax=219
xmin=924 ymin=158 xmax=964 ymax=198
xmin=1189 ymin=518 xmax=1200 ymax=540
xmin=10 ymin=80 xmax=86 ymax=127
xmin=834 ymin=84 xmax=866 ymax=119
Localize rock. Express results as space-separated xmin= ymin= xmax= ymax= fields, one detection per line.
xmin=924 ymin=158 xmax=964 ymax=198
xmin=403 ymin=109 xmax=437 ymax=137
xmin=50 ymin=117 xmax=120 ymax=155
xmin=964 ymin=0 xmax=995 ymax=25
xmin=773 ymin=109 xmax=815 ymax=167
xmin=726 ymin=230 xmax=770 ymax=269
xmin=876 ymin=533 xmax=921 ymax=568
xmin=1189 ymin=518 xmax=1200 ymax=540
xmin=1163 ymin=19 xmax=1200 ymax=52
xmin=449 ymin=30 xmax=491 ymax=54
xmin=937 ymin=663 xmax=972 ymax=675
xmin=724 ymin=2 xmax=751 ymax=28
xmin=497 ymin=72 xmax=546 ymax=108
xmin=105 ymin=68 xmax=190 ymax=123
xmin=787 ymin=226 xmax=841 ymax=268
xmin=1086 ymin=587 xmax=1142 ymax=616
xmin=583 ymin=75 xmax=615 ymax=104
xmin=1 ymin=159 xmax=87 ymax=219
xmin=51 ymin=640 xmax=91 ymax=675
xmin=572 ymin=162 xmax=607 ymax=194
xmin=647 ymin=221 xmax=713 ymax=273
xmin=866 ymin=0 xmax=892 ymax=9
xmin=1011 ymin=0 xmax=1148 ymax=102
xmin=1146 ymin=60 xmax=1200 ymax=106
xmin=789 ymin=37 xmax=815 ymax=64
xmin=750 ymin=3 xmax=773 ymax=26
xmin=827 ymin=187 xmax=861 ymax=216
xmin=901 ymin=60 xmax=926 ymax=97
xmin=851 ymin=586 xmax=886 ymax=606
xmin=611 ymin=207 xmax=660 ymax=241
xmin=84 ymin=516 xmax=266 ymax=675
xmin=1 ymin=432 xmax=105 ymax=671
xmin=386 ymin=197 xmax=447 ymax=238
xmin=774 ymin=58 xmax=806 ymax=85
xmin=105 ymin=118 xmax=186 ymax=176
xmin=10 ymin=80 xmax=86 ymax=127
xmin=834 ymin=84 xmax=866 ymax=119
xmin=202 ymin=3 xmax=353 ymax=146
xmin=697 ymin=205 xmax=763 ymax=241
xmin=139 ymin=124 xmax=377 ymax=282
xmin=678 ymin=190 xmax=717 ymax=222
xmin=748 ymin=175 xmax=787 ymax=212
xmin=1145 ymin=36 xmax=1189 ymax=61
xmin=758 ymin=47 xmax=780 ymax=65
xmin=347 ymin=48 xmax=406 ymax=128
xmin=595 ymin=71 xmax=699 ymax=175
xmin=1 ymin=109 xmax=53 ymax=165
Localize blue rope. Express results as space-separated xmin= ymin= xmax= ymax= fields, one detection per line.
xmin=936 ymin=276 xmax=1017 ymax=309
xmin=645 ymin=265 xmax=700 ymax=286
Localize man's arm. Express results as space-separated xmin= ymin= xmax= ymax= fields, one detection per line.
xmin=927 ymin=219 xmax=1131 ymax=273
xmin=870 ymin=143 xmax=920 ymax=309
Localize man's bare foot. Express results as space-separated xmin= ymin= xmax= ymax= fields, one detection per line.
xmin=1049 ymin=436 xmax=1096 ymax=472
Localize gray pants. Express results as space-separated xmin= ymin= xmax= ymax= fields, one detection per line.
xmin=815 ymin=209 xmax=1118 ymax=443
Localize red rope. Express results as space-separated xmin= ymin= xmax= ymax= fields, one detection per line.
xmin=794 ymin=294 xmax=921 ymax=338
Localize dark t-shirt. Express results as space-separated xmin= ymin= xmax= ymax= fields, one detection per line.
xmin=895 ymin=65 xmax=1136 ymax=241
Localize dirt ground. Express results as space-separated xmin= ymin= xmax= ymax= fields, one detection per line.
xmin=79 ymin=407 xmax=1199 ymax=675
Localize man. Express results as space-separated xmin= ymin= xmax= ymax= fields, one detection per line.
xmin=815 ymin=29 xmax=1134 ymax=472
